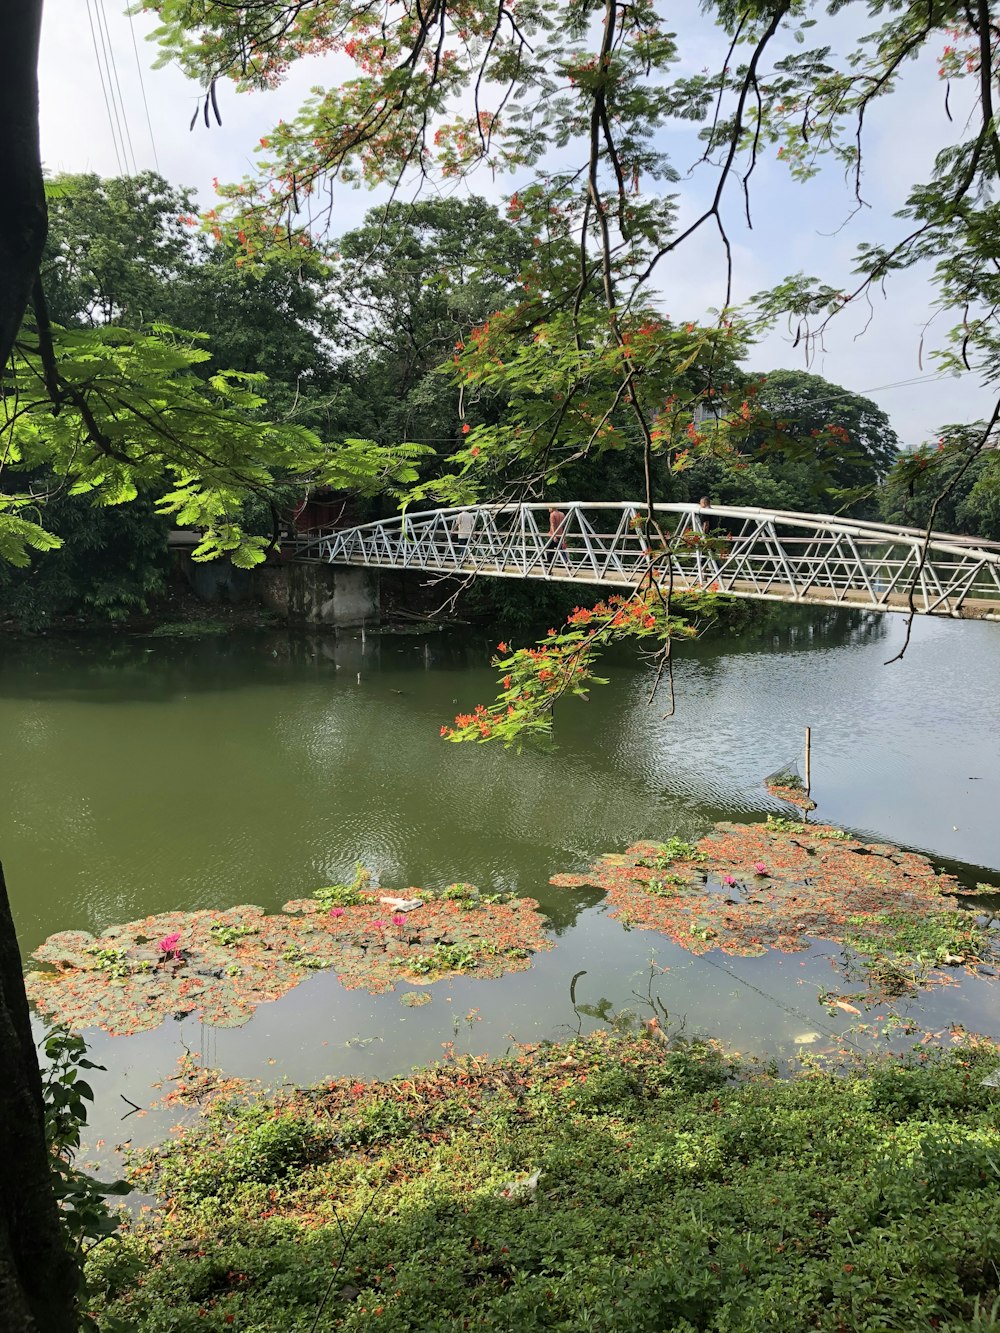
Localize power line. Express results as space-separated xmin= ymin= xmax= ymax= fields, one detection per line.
xmin=321 ymin=371 xmax=972 ymax=447
xmin=95 ymin=0 xmax=140 ymax=178
xmin=852 ymin=370 xmax=959 ymax=397
xmin=127 ymin=1 xmax=161 ymax=172
xmin=85 ymin=0 xmax=128 ymax=182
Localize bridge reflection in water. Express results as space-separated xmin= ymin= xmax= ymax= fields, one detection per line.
xmin=296 ymin=502 xmax=1000 ymax=621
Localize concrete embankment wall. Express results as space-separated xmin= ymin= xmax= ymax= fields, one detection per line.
xmin=255 ymin=562 xmax=379 ymax=627
xmin=174 ymin=551 xmax=380 ymax=627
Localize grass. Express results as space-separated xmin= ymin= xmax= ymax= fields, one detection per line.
xmin=89 ymin=1031 xmax=1000 ymax=1332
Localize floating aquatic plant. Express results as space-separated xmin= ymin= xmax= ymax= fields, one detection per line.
xmin=25 ymin=878 xmax=551 ymax=1037
xmin=764 ymin=778 xmax=817 ymax=811
xmin=551 ymin=819 xmax=998 ymax=995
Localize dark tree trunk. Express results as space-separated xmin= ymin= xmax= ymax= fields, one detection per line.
xmin=0 ymin=863 xmax=79 ymax=1333
xmin=0 ymin=7 xmax=79 ymax=1323
xmin=0 ymin=0 xmax=48 ymax=368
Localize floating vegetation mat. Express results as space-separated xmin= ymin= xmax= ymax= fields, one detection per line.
xmin=551 ymin=819 xmax=999 ymax=994
xmin=763 ymin=763 xmax=816 ymax=811
xmin=25 ymin=879 xmax=551 ymax=1036
xmin=764 ymin=779 xmax=816 ymax=812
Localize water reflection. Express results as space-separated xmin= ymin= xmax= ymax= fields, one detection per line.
xmin=694 ymin=605 xmax=889 ymax=657
xmin=0 ymin=606 xmax=888 ymax=703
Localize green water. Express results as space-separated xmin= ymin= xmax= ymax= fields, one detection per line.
xmin=2 ymin=606 xmax=999 ymax=1150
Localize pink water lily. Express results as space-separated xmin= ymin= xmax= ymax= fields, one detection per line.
xmin=753 ymin=861 xmax=769 ymax=875
xmin=392 ymin=914 xmax=406 ymax=927
xmin=722 ymin=874 xmax=737 ymax=888
xmin=371 ymin=919 xmax=385 ymax=931
xmin=329 ymin=907 xmax=345 ymax=919
xmin=157 ymin=932 xmax=181 ymax=959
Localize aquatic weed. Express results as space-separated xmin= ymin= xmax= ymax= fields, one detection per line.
xmin=552 ymin=820 xmax=999 ymax=997
xmin=27 ymin=877 xmax=552 ymax=1036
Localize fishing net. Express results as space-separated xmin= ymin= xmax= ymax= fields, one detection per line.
xmin=764 ymin=760 xmax=816 ymax=812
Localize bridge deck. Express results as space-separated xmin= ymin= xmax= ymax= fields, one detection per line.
xmin=295 ymin=503 xmax=1000 ymax=622
xmin=318 ymin=557 xmax=997 ymax=619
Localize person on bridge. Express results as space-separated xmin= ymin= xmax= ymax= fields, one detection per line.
xmin=697 ymin=496 xmax=732 ymax=542
xmin=453 ymin=509 xmax=475 ymax=563
xmin=547 ymin=506 xmax=569 ymax=571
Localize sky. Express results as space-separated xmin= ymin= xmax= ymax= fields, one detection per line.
xmin=37 ymin=0 xmax=996 ymax=450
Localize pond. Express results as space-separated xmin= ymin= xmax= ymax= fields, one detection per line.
xmin=2 ymin=604 xmax=999 ymax=1157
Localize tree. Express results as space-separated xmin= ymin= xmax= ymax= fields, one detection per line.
xmin=42 ymin=173 xmax=200 ymax=329
xmin=0 ymin=168 xmax=430 ymax=572
xmin=0 ymin=869 xmax=79 ymax=1332
xmin=323 ymin=197 xmax=529 ymax=451
xmin=881 ymin=445 xmax=1000 ymax=542
xmin=145 ymin=0 xmax=999 ymax=507
xmin=167 ymin=248 xmax=343 ymax=427
xmin=0 ymin=174 xmax=198 ymax=626
xmin=2 ymin=315 xmax=428 ymax=568
xmin=1 ymin=172 xmax=359 ymax=623
xmin=0 ymin=0 xmax=46 ymax=368
xmin=684 ymin=370 xmax=900 ymax=515
xmin=0 ymin=8 xmax=81 ymax=1324
xmin=752 ymin=370 xmax=898 ymax=496
xmin=0 ymin=494 xmax=171 ymax=630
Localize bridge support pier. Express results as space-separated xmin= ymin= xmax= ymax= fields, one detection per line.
xmin=256 ymin=562 xmax=379 ymax=627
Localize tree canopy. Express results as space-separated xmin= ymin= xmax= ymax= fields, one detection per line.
xmin=0 ymin=172 xmax=429 ymax=573
xmin=42 ymin=173 xmax=199 ymax=329
xmin=322 ymin=197 xmax=530 ymax=452
xmin=143 ymin=0 xmax=999 ymax=504
xmin=681 ymin=370 xmax=900 ymax=516
xmin=6 ymin=0 xmax=999 ymax=573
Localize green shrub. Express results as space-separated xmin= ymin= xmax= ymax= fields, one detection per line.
xmin=93 ymin=1034 xmax=1000 ymax=1332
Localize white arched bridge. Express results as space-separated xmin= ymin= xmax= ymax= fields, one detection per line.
xmin=295 ymin=502 xmax=1000 ymax=621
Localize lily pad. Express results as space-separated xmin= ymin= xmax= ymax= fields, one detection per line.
xmin=399 ymin=991 xmax=432 ymax=1007
xmin=26 ymin=880 xmax=551 ymax=1036
xmin=552 ymin=819 xmax=998 ymax=997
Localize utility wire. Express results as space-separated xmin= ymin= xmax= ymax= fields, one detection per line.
xmin=127 ymin=1 xmax=161 ymax=172
xmin=91 ymin=0 xmax=130 ymax=175
xmin=85 ymin=0 xmax=128 ymax=182
xmin=325 ymin=370 xmax=973 ymax=446
xmin=95 ymin=0 xmax=140 ymax=178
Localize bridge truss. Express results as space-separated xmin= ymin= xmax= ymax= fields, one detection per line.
xmin=296 ymin=502 xmax=1000 ymax=621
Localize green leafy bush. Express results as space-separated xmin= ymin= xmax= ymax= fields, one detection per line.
xmin=92 ymin=1033 xmax=1000 ymax=1332
xmin=313 ymin=863 xmax=377 ymax=910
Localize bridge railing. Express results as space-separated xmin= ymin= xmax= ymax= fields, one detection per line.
xmin=294 ymin=502 xmax=1000 ymax=620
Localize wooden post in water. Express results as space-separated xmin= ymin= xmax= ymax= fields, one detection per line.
xmin=804 ymin=726 xmax=812 ymax=798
